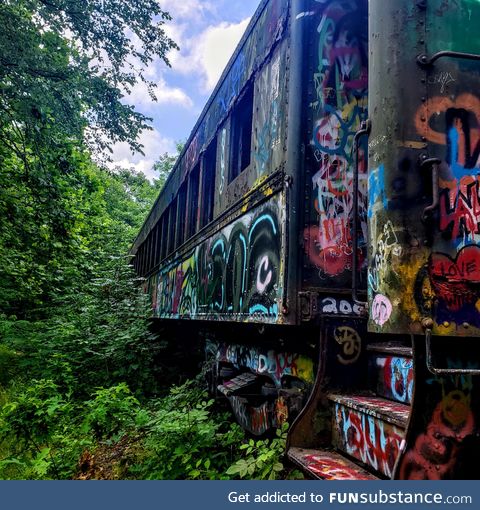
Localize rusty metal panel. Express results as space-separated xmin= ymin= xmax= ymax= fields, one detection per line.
xmin=131 ymin=0 xmax=290 ymax=254
xmin=367 ymin=0 xmax=428 ymax=334
xmin=253 ymin=45 xmax=288 ymax=178
xmin=331 ymin=401 xmax=406 ymax=478
xmin=149 ymin=193 xmax=287 ymax=324
xmin=217 ymin=40 xmax=290 ymax=214
xmin=368 ymin=0 xmax=480 ymax=337
xmin=302 ymin=0 xmax=368 ymax=291
xmin=369 ymin=355 xmax=414 ymax=404
xmin=397 ymin=337 xmax=480 ymax=479
xmin=416 ymin=1 xmax=480 ymax=336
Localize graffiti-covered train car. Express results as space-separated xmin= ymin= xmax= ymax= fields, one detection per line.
xmin=131 ymin=0 xmax=480 ymax=479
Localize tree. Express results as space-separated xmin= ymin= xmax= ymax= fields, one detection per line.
xmin=0 ymin=1 xmax=178 ymax=316
xmin=0 ymin=0 xmax=178 ymax=160
xmin=153 ymin=141 xmax=184 ymax=190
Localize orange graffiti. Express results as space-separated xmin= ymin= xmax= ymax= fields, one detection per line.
xmin=415 ymin=93 xmax=480 ymax=166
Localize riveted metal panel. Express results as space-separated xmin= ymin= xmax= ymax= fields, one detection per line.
xmin=302 ymin=0 xmax=369 ymax=292
xmin=368 ymin=0 xmax=428 ymax=334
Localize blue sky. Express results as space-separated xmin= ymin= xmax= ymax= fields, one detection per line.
xmin=110 ymin=0 xmax=261 ymax=179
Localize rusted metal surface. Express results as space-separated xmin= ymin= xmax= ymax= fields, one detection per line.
xmin=131 ymin=0 xmax=290 ymax=254
xmin=396 ymin=336 xmax=480 ymax=480
xmin=149 ymin=194 xmax=286 ymax=323
xmin=288 ymin=447 xmax=378 ymax=480
xmin=331 ymin=402 xmax=405 ymax=478
xmin=302 ymin=0 xmax=368 ymax=292
xmin=369 ymin=355 xmax=414 ymax=404
xmin=212 ymin=340 xmax=315 ymax=386
xmin=328 ymin=393 xmax=410 ymax=428
xmin=368 ymin=0 xmax=480 ymax=337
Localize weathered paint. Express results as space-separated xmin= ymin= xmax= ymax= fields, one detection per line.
xmin=397 ymin=341 xmax=480 ymax=480
xmin=368 ymin=0 xmax=480 ymax=335
xmin=213 ymin=341 xmax=314 ymax=386
xmin=332 ymin=402 xmax=406 ymax=478
xmin=228 ymin=396 xmax=272 ymax=436
xmin=132 ymin=0 xmax=289 ymax=257
xmin=288 ymin=447 xmax=378 ymax=480
xmin=148 ymin=197 xmax=284 ymax=323
xmin=370 ymin=355 xmax=414 ymax=405
xmin=303 ymin=0 xmax=368 ymax=289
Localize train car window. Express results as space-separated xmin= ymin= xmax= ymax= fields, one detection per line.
xmin=229 ymin=84 xmax=253 ymax=182
xmin=176 ymin=181 xmax=187 ymax=247
xmin=187 ymin=164 xmax=200 ymax=239
xmin=153 ymin=223 xmax=160 ymax=268
xmin=168 ymin=198 xmax=177 ymax=255
xmin=144 ymin=236 xmax=150 ymax=275
xmin=160 ymin=211 xmax=169 ymax=261
xmin=200 ymin=138 xmax=217 ymax=228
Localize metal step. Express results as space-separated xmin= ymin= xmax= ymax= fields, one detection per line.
xmin=217 ymin=373 xmax=258 ymax=397
xmin=287 ymin=447 xmax=378 ymax=480
xmin=328 ymin=393 xmax=410 ymax=478
xmin=367 ymin=342 xmax=413 ymax=357
xmin=369 ymin=353 xmax=414 ymax=404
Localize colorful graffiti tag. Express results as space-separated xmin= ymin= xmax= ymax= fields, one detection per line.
xmin=372 ymin=356 xmax=414 ymax=404
xmin=151 ymin=201 xmax=283 ymax=322
xmin=304 ymin=0 xmax=368 ymax=281
xmin=413 ymin=93 xmax=480 ymax=331
xmin=332 ymin=402 xmax=405 ymax=478
xmin=214 ymin=341 xmax=314 ymax=386
xmin=399 ymin=364 xmax=477 ymax=480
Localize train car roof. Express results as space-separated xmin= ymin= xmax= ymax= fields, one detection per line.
xmin=130 ymin=0 xmax=274 ymax=254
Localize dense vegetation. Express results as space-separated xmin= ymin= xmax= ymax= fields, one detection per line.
xmin=0 ymin=0 xmax=290 ymax=480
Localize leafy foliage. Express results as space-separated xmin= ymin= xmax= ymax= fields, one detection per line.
xmin=226 ymin=423 xmax=289 ymax=480
xmin=130 ymin=379 xmax=245 ymax=480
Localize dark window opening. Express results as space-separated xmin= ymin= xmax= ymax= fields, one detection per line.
xmin=168 ymin=198 xmax=177 ymax=255
xmin=176 ymin=182 xmax=187 ymax=247
xmin=201 ymin=138 xmax=217 ymax=228
xmin=187 ymin=164 xmax=200 ymax=239
xmin=153 ymin=223 xmax=161 ymax=268
xmin=230 ymin=84 xmax=254 ymax=182
xmin=160 ymin=211 xmax=169 ymax=261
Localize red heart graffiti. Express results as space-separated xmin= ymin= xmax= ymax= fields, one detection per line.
xmin=429 ymin=246 xmax=480 ymax=311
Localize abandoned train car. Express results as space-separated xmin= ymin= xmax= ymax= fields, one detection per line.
xmin=131 ymin=0 xmax=480 ymax=480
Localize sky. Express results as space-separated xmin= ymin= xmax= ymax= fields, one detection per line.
xmin=110 ymin=0 xmax=261 ymax=179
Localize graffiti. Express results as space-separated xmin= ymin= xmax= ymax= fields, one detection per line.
xmin=415 ymin=94 xmax=480 ymax=243
xmin=214 ymin=341 xmax=314 ymax=386
xmin=374 ymin=356 xmax=414 ymax=404
xmin=371 ymin=294 xmax=393 ymax=327
xmin=333 ymin=403 xmax=405 ymax=478
xmin=428 ymin=71 xmax=456 ymax=94
xmin=301 ymin=452 xmax=376 ymax=480
xmin=305 ymin=0 xmax=368 ymax=280
xmin=321 ymin=297 xmax=363 ymax=315
xmin=219 ymin=128 xmax=227 ymax=194
xmin=153 ymin=202 xmax=282 ymax=322
xmin=229 ymin=396 xmax=272 ymax=436
xmin=368 ymin=221 xmax=401 ymax=294
xmin=217 ymin=53 xmax=246 ymax=114
xmin=425 ymin=246 xmax=480 ymax=328
xmin=368 ymin=165 xmax=387 ymax=218
xmin=334 ymin=326 xmax=361 ymax=365
xmin=399 ymin=367 xmax=475 ymax=480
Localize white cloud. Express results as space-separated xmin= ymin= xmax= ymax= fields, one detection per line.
xmin=108 ymin=128 xmax=176 ymax=181
xmin=160 ymin=0 xmax=215 ymax=20
xmin=126 ymin=77 xmax=193 ymax=108
xmin=171 ymin=18 xmax=250 ymax=93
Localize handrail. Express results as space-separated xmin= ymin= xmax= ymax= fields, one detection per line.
xmin=352 ymin=119 xmax=371 ymax=308
xmin=421 ymin=157 xmax=441 ymax=221
xmin=425 ymin=328 xmax=480 ymax=375
xmin=417 ymin=50 xmax=480 ymax=67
